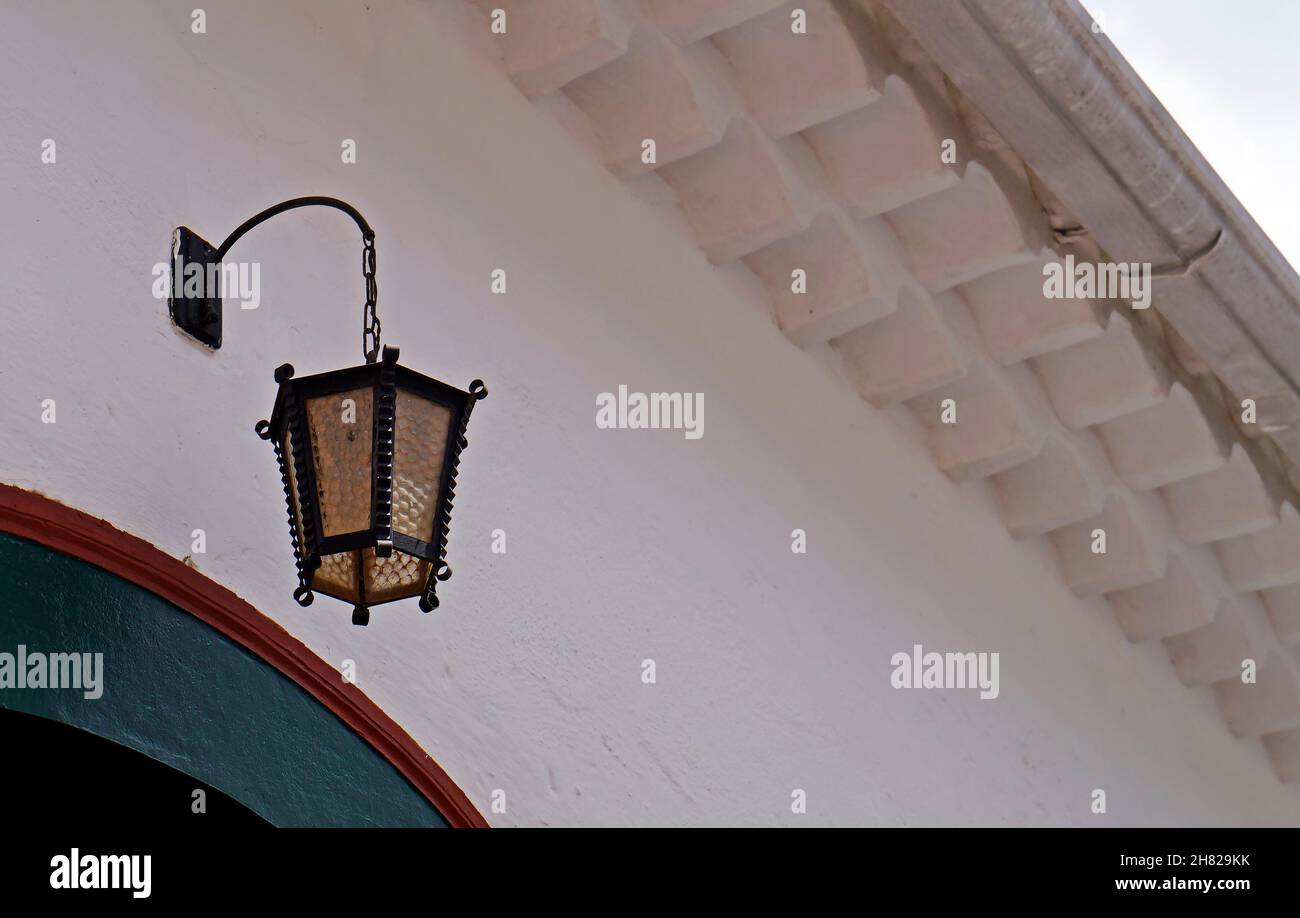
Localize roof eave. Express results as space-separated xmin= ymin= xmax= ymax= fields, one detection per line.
xmin=875 ymin=0 xmax=1300 ymax=472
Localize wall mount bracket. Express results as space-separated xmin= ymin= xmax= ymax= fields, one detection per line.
xmin=167 ymin=198 xmax=377 ymax=354
xmin=169 ymin=226 xmax=222 ymax=349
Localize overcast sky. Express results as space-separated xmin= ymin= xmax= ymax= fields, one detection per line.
xmin=1079 ymin=0 xmax=1299 ymax=272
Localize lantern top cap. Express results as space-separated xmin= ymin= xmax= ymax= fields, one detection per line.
xmin=257 ymin=346 xmax=483 ymax=445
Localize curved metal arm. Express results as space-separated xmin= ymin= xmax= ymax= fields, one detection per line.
xmin=214 ymin=196 xmax=374 ymax=258
xmin=212 ymin=197 xmax=380 ymax=362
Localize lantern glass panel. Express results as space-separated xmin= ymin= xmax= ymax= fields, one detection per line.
xmin=363 ymin=548 xmax=430 ymax=603
xmin=392 ymin=388 xmax=453 ymax=543
xmin=305 ymin=387 xmax=374 ymax=537
xmin=314 ymin=550 xmax=360 ymax=601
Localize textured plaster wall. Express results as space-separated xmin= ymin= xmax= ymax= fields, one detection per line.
xmin=1 ymin=0 xmax=1297 ymax=825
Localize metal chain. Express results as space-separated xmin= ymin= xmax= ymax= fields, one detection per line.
xmin=362 ymin=232 xmax=380 ymax=363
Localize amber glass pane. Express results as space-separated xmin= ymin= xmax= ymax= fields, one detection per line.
xmin=313 ymin=549 xmax=361 ymax=602
xmin=362 ymin=549 xmax=430 ymax=603
xmin=392 ymin=389 xmax=452 ymax=542
xmin=306 ymin=387 xmax=373 ymax=537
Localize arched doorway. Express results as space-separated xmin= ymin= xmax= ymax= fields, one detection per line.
xmin=0 ymin=485 xmax=486 ymax=828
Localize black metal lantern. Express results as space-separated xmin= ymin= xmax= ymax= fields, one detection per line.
xmin=256 ymin=347 xmax=485 ymax=625
xmin=171 ymin=197 xmax=486 ymax=625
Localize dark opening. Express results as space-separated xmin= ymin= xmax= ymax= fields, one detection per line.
xmin=0 ymin=706 xmax=270 ymax=827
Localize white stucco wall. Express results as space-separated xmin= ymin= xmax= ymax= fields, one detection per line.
xmin=2 ymin=0 xmax=1297 ymax=825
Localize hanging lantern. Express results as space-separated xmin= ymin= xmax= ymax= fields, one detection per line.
xmin=256 ymin=348 xmax=486 ymax=624
xmin=170 ymin=197 xmax=487 ymax=624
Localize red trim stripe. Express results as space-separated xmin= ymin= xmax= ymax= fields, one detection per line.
xmin=0 ymin=483 xmax=489 ymax=828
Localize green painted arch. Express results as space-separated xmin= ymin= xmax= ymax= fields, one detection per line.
xmin=0 ymin=531 xmax=446 ymax=827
